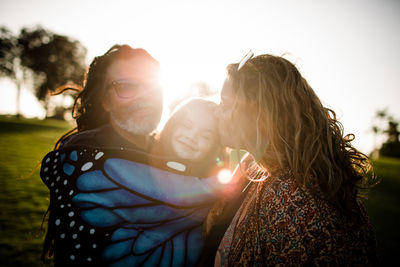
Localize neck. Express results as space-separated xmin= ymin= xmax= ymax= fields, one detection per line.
xmin=110 ymin=120 xmax=151 ymax=150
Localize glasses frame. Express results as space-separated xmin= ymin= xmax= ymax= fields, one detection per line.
xmin=106 ymin=79 xmax=160 ymax=99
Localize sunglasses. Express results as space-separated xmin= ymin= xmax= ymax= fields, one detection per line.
xmin=106 ymin=80 xmax=160 ymax=99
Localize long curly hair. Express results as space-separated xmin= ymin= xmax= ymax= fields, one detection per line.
xmin=54 ymin=44 xmax=160 ymax=148
xmin=226 ymin=54 xmax=374 ymax=213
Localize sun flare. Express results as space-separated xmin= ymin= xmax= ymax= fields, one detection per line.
xmin=218 ymin=168 xmax=233 ymax=184
xmin=157 ymin=60 xmax=226 ymax=131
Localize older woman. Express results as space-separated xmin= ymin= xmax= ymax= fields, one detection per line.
xmin=212 ymin=54 xmax=378 ymax=266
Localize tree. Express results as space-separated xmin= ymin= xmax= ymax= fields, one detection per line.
xmin=386 ymin=121 xmax=400 ymax=143
xmin=18 ymin=26 xmax=87 ymax=116
xmin=0 ymin=27 xmax=28 ymax=117
xmin=0 ymin=25 xmax=87 ymax=118
xmin=373 ymin=108 xmax=400 ymax=158
xmin=380 ymin=121 xmax=400 ymax=158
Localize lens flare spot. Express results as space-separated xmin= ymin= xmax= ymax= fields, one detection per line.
xmin=218 ymin=169 xmax=232 ymax=184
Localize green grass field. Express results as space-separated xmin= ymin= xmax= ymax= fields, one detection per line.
xmin=363 ymin=156 xmax=400 ymax=265
xmin=0 ymin=116 xmax=399 ymax=266
xmin=0 ymin=116 xmax=72 ymax=267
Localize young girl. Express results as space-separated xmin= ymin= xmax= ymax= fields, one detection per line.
xmin=156 ymin=97 xmax=229 ymax=177
xmin=41 ymin=97 xmax=234 ymax=266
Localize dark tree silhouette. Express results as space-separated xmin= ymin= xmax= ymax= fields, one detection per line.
xmin=0 ymin=27 xmax=27 ymax=117
xmin=373 ymin=109 xmax=400 ymax=158
xmin=0 ymin=25 xmax=87 ymax=117
xmin=18 ymin=26 xmax=87 ymax=115
xmin=386 ymin=121 xmax=400 ymax=143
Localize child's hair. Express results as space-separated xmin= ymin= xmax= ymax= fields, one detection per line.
xmin=157 ymin=97 xmax=228 ymax=177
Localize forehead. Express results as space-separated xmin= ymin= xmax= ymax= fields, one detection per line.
xmin=106 ymin=58 xmax=160 ymax=83
xmin=184 ymin=105 xmax=217 ymax=129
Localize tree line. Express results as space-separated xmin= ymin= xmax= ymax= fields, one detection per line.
xmin=372 ymin=109 xmax=400 ymax=158
xmin=0 ymin=25 xmax=87 ymax=118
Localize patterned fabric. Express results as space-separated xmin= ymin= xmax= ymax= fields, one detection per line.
xmin=213 ymin=164 xmax=265 ymax=267
xmin=214 ymin=195 xmax=242 ymax=267
xmin=217 ymin=168 xmax=378 ymax=266
xmin=41 ymin=145 xmax=226 ymax=266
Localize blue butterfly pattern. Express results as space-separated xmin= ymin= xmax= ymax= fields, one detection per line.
xmin=41 ymin=146 xmax=224 ymax=266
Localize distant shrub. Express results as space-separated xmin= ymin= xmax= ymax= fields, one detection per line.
xmin=380 ymin=142 xmax=400 ymax=158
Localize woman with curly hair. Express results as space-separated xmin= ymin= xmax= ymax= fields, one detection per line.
xmin=209 ymin=53 xmax=378 ymax=266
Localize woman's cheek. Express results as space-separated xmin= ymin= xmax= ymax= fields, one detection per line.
xmin=218 ymin=118 xmax=231 ymax=137
xmin=219 ymin=121 xmax=237 ymax=148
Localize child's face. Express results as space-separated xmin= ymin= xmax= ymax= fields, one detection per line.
xmin=171 ymin=107 xmax=217 ymax=162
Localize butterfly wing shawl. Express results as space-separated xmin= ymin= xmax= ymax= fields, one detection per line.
xmin=41 ymin=146 xmax=225 ymax=266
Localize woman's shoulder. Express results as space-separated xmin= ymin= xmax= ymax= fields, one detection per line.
xmin=256 ymin=172 xmax=375 ymax=239
xmin=254 ymin=173 xmax=377 ymax=265
xmin=256 ymin=172 xmax=335 ymax=223
xmin=257 ymin=171 xmax=304 ymax=199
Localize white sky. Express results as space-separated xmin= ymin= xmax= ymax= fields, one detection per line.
xmin=0 ymin=0 xmax=399 ymax=153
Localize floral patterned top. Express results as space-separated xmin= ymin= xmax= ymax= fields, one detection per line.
xmin=215 ymin=167 xmax=378 ymax=266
